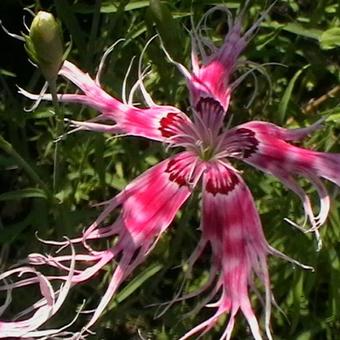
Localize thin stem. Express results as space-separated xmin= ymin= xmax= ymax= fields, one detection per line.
xmin=48 ymin=78 xmax=64 ymax=192
xmin=303 ymin=85 xmax=340 ymax=113
xmin=0 ymin=134 xmax=49 ymax=194
xmin=86 ymin=0 xmax=102 ymax=70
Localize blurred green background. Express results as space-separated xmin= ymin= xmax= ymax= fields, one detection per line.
xmin=0 ymin=0 xmax=339 ymax=339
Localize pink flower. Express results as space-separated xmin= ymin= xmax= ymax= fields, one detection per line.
xmin=2 ymin=5 xmax=340 ymax=340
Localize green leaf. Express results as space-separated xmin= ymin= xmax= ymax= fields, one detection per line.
xmin=0 ymin=135 xmax=49 ymax=193
xmin=0 ymin=188 xmax=47 ymax=201
xmin=325 ymin=107 xmax=340 ymax=122
xmin=26 ymin=109 xmax=56 ymax=119
xmin=108 ymin=263 xmax=163 ymax=310
xmin=0 ymin=214 xmax=32 ymax=245
xmin=74 ymin=1 xmax=150 ymax=14
xmin=0 ymin=69 xmax=16 ymax=77
xmin=320 ymin=27 xmax=340 ymax=50
xmin=54 ymin=0 xmax=86 ymax=54
xmin=278 ymin=64 xmax=310 ymax=122
xmin=296 ymin=331 xmax=313 ymax=340
xmin=262 ymin=22 xmax=323 ymax=40
xmin=148 ymin=0 xmax=184 ymax=61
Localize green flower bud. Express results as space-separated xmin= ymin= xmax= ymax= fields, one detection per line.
xmin=25 ymin=11 xmax=64 ymax=81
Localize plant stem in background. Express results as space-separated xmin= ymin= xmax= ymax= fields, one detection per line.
xmin=48 ymin=78 xmax=64 ymax=192
xmin=0 ymin=135 xmax=49 ymax=195
xmin=24 ymin=10 xmax=65 ymax=192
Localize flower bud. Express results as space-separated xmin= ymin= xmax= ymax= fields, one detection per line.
xmin=25 ymin=11 xmax=64 ymax=81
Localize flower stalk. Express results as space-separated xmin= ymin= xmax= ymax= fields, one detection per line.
xmin=0 ymin=135 xmax=49 ymax=194
xmin=25 ymin=11 xmax=65 ymax=191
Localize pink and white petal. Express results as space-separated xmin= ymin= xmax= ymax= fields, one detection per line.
xmin=46 ymin=250 xmax=116 ymax=284
xmin=180 ymin=306 xmax=227 ymax=340
xmin=243 ymin=119 xmax=324 ymax=142
xmin=308 ymin=152 xmax=340 ymax=186
xmin=0 ymin=243 xmax=75 ymax=338
xmin=183 ymin=162 xmax=271 ymax=339
xmin=18 ymin=88 xmax=119 ymax=115
xmin=233 ymin=121 xmax=340 ymax=186
xmin=19 ymin=89 xmax=193 ymax=144
xmin=20 ymin=60 xmax=195 ymax=143
xmin=60 ymin=61 xmax=117 ymax=102
xmin=59 ymin=61 xmax=195 ymax=143
xmin=74 ymin=153 xmax=206 ymax=331
xmin=58 ymin=61 xmax=127 ymax=117
xmin=221 ymin=122 xmax=340 ymax=231
xmin=117 ymin=106 xmax=195 ymax=144
xmin=64 ymin=119 xmax=121 ymax=135
xmin=109 ymin=152 xmax=205 ymax=246
xmin=187 ymin=5 xmax=277 ymax=130
xmin=81 ymin=152 xmax=203 ymax=243
xmin=188 ymin=9 xmax=246 ymax=110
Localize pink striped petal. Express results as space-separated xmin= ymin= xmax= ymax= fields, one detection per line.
xmin=181 ymin=5 xmax=275 ymax=132
xmin=80 ymin=152 xmax=205 ymax=331
xmin=181 ymin=162 xmax=272 ymax=340
xmin=19 ymin=61 xmax=193 ymax=143
xmin=188 ymin=9 xmax=245 ymax=111
xmin=0 ymin=153 xmax=205 ymax=336
xmin=222 ymin=121 xmax=340 ymax=232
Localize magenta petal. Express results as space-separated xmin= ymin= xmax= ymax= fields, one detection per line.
xmin=112 ymin=151 xmax=204 ymax=245
xmin=20 ymin=61 xmax=194 ymax=143
xmin=222 ymin=121 xmax=340 ymax=233
xmin=79 ymin=152 xmax=205 ymax=330
xmin=186 ymin=5 xmax=274 ymax=126
xmin=60 ymin=60 xmax=195 ymax=144
xmin=0 ymin=153 xmax=205 ymax=336
xmin=182 ymin=162 xmax=272 ymax=340
xmin=233 ymin=121 xmax=340 ymax=186
xmin=188 ymin=11 xmax=245 ymax=111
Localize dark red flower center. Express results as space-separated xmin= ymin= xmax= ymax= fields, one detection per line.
xmin=206 ymin=169 xmax=239 ymax=195
xmin=159 ymin=112 xmax=186 ymax=138
xmin=196 ymin=97 xmax=224 ymax=119
xmin=234 ymin=128 xmax=259 ymax=158
xmin=165 ymin=158 xmax=189 ymax=187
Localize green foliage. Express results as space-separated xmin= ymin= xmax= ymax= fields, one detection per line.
xmin=0 ymin=0 xmax=339 ymax=339
xmin=320 ymin=27 xmax=340 ymax=50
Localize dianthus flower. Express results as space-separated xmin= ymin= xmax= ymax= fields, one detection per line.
xmin=1 ymin=5 xmax=339 ymax=340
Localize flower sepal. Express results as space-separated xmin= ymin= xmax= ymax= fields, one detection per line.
xmin=25 ymin=11 xmax=64 ymax=81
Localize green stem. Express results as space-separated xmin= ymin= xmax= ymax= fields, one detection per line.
xmin=48 ymin=78 xmax=64 ymax=192
xmin=0 ymin=134 xmax=49 ymax=194
xmin=86 ymin=0 xmax=102 ymax=69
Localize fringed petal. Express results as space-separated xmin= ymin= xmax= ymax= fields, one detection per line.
xmin=221 ymin=121 xmax=340 ymax=235
xmin=19 ymin=60 xmax=194 ymax=144
xmin=0 ymin=152 xmax=205 ymax=337
xmin=185 ymin=4 xmax=275 ymax=130
xmin=0 ymin=242 xmax=75 ymax=338
xmin=181 ymin=162 xmax=272 ymax=340
xmin=77 ymin=152 xmax=205 ymax=332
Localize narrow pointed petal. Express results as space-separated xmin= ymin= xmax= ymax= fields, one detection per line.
xmin=60 ymin=60 xmax=123 ymax=111
xmin=0 ymin=153 xmax=205 ymax=336
xmin=80 ymin=152 xmax=205 ymax=330
xmin=221 ymin=121 xmax=340 ymax=231
xmin=242 ymin=119 xmax=324 ymax=142
xmin=0 ymin=243 xmax=75 ymax=338
xmin=186 ymin=5 xmax=274 ymax=130
xmin=20 ymin=61 xmax=194 ymax=144
xmin=181 ymin=162 xmax=271 ymax=340
xmin=188 ymin=9 xmax=244 ymax=111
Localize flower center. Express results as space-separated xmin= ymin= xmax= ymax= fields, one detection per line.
xmin=199 ymin=144 xmax=216 ymax=161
